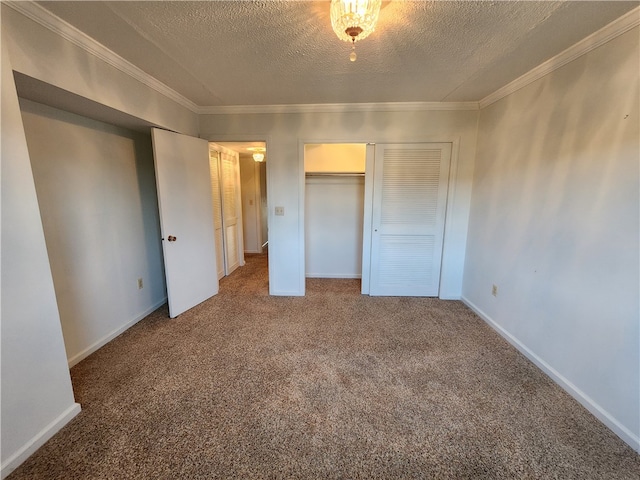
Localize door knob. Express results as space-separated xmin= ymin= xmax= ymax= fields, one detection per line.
xmin=167 ymin=235 xmax=177 ymax=242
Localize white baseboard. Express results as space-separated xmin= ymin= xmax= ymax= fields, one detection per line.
xmin=1 ymin=402 xmax=81 ymax=479
xmin=305 ymin=273 xmax=362 ymax=279
xmin=461 ymin=296 xmax=640 ymax=453
xmin=269 ymin=289 xmax=304 ymax=296
xmin=438 ymin=294 xmax=461 ymax=300
xmin=67 ymin=298 xmax=167 ymax=368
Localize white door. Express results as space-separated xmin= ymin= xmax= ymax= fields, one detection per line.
xmin=240 ymin=159 xmax=263 ymax=254
xmin=220 ymin=149 xmax=244 ymax=275
xmin=151 ymin=128 xmax=219 ymax=317
xmin=369 ymin=143 xmax=451 ymax=296
xmin=209 ymin=149 xmax=226 ymax=280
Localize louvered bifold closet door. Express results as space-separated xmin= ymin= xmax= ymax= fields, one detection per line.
xmin=220 ymin=150 xmax=242 ymax=275
xmin=209 ymin=150 xmax=226 ymax=280
xmin=369 ymin=143 xmax=451 ymax=296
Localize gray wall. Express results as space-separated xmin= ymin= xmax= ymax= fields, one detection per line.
xmin=1 ymin=33 xmax=79 ymax=477
xmin=462 ymin=27 xmax=639 ymax=449
xmin=1 ymin=5 xmax=196 ymax=475
xmin=2 ymin=3 xmax=638 ymax=473
xmin=2 ymin=5 xmax=198 ymax=136
xmin=201 ymin=109 xmax=479 ymax=297
xmin=305 ymin=176 xmax=365 ymax=278
xmin=20 ymin=100 xmax=167 ymax=366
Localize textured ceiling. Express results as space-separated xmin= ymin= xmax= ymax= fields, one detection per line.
xmin=36 ymin=1 xmax=637 ymax=107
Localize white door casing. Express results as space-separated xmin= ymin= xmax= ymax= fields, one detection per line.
xmin=369 ymin=143 xmax=452 ymax=296
xmin=151 ymin=128 xmax=219 ymax=317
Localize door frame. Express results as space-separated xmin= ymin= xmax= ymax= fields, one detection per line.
xmin=240 ymin=157 xmax=266 ymax=254
xmin=298 ymin=136 xmax=462 ymax=298
xmin=300 ymin=146 xmax=373 ymax=285
xmin=205 ymin=134 xmax=272 ymax=285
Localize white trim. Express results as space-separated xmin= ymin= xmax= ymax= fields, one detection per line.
xmin=200 ymin=101 xmax=479 ymax=115
xmin=298 ymin=140 xmax=308 ymax=296
xmin=360 ymin=143 xmax=376 ymax=295
xmin=480 ymin=6 xmax=640 ymax=109
xmin=269 ymin=289 xmax=305 ymax=297
xmin=1 ymin=403 xmax=82 ymax=479
xmin=462 ymin=296 xmax=640 ymax=453
xmin=208 ymin=141 xmax=241 ymax=157
xmin=4 ymin=1 xmax=199 ymax=113
xmin=67 ymin=298 xmax=167 ymax=368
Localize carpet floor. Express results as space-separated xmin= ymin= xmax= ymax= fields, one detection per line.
xmin=8 ymin=253 xmax=639 ymax=479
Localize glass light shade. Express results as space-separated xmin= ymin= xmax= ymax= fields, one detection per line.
xmin=253 ymin=153 xmax=265 ymax=162
xmin=330 ymin=0 xmax=382 ymax=43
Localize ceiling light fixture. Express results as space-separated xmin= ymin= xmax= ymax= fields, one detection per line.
xmin=330 ymin=0 xmax=381 ymax=62
xmin=248 ymin=147 xmax=266 ymax=162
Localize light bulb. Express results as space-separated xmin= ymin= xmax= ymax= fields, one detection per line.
xmin=350 ymin=50 xmax=357 ymax=62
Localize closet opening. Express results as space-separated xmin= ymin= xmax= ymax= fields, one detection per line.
xmin=304 ymin=143 xmax=366 ymax=291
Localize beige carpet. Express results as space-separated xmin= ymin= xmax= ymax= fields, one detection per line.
xmin=9 ymin=253 xmax=639 ymax=479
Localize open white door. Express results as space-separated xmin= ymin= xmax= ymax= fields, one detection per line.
xmin=151 ymin=128 xmax=219 ymax=318
xmin=369 ymin=143 xmax=451 ymax=296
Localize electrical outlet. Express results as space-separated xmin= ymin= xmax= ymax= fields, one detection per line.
xmin=275 ymin=206 xmax=285 ymax=216
xmin=492 ymin=284 xmax=498 ymax=297
xmin=138 ymin=278 xmax=144 ymax=290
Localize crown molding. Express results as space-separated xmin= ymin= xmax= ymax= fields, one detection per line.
xmin=480 ymin=6 xmax=640 ymax=109
xmin=7 ymin=2 xmax=637 ymax=116
xmin=6 ymin=2 xmax=477 ymax=116
xmin=5 ymin=1 xmax=200 ymax=113
xmin=5 ymin=1 xmax=479 ymax=115
xmin=197 ymin=101 xmax=479 ymax=115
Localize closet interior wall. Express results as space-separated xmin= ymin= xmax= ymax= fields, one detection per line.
xmin=304 ymin=144 xmax=366 ymax=279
